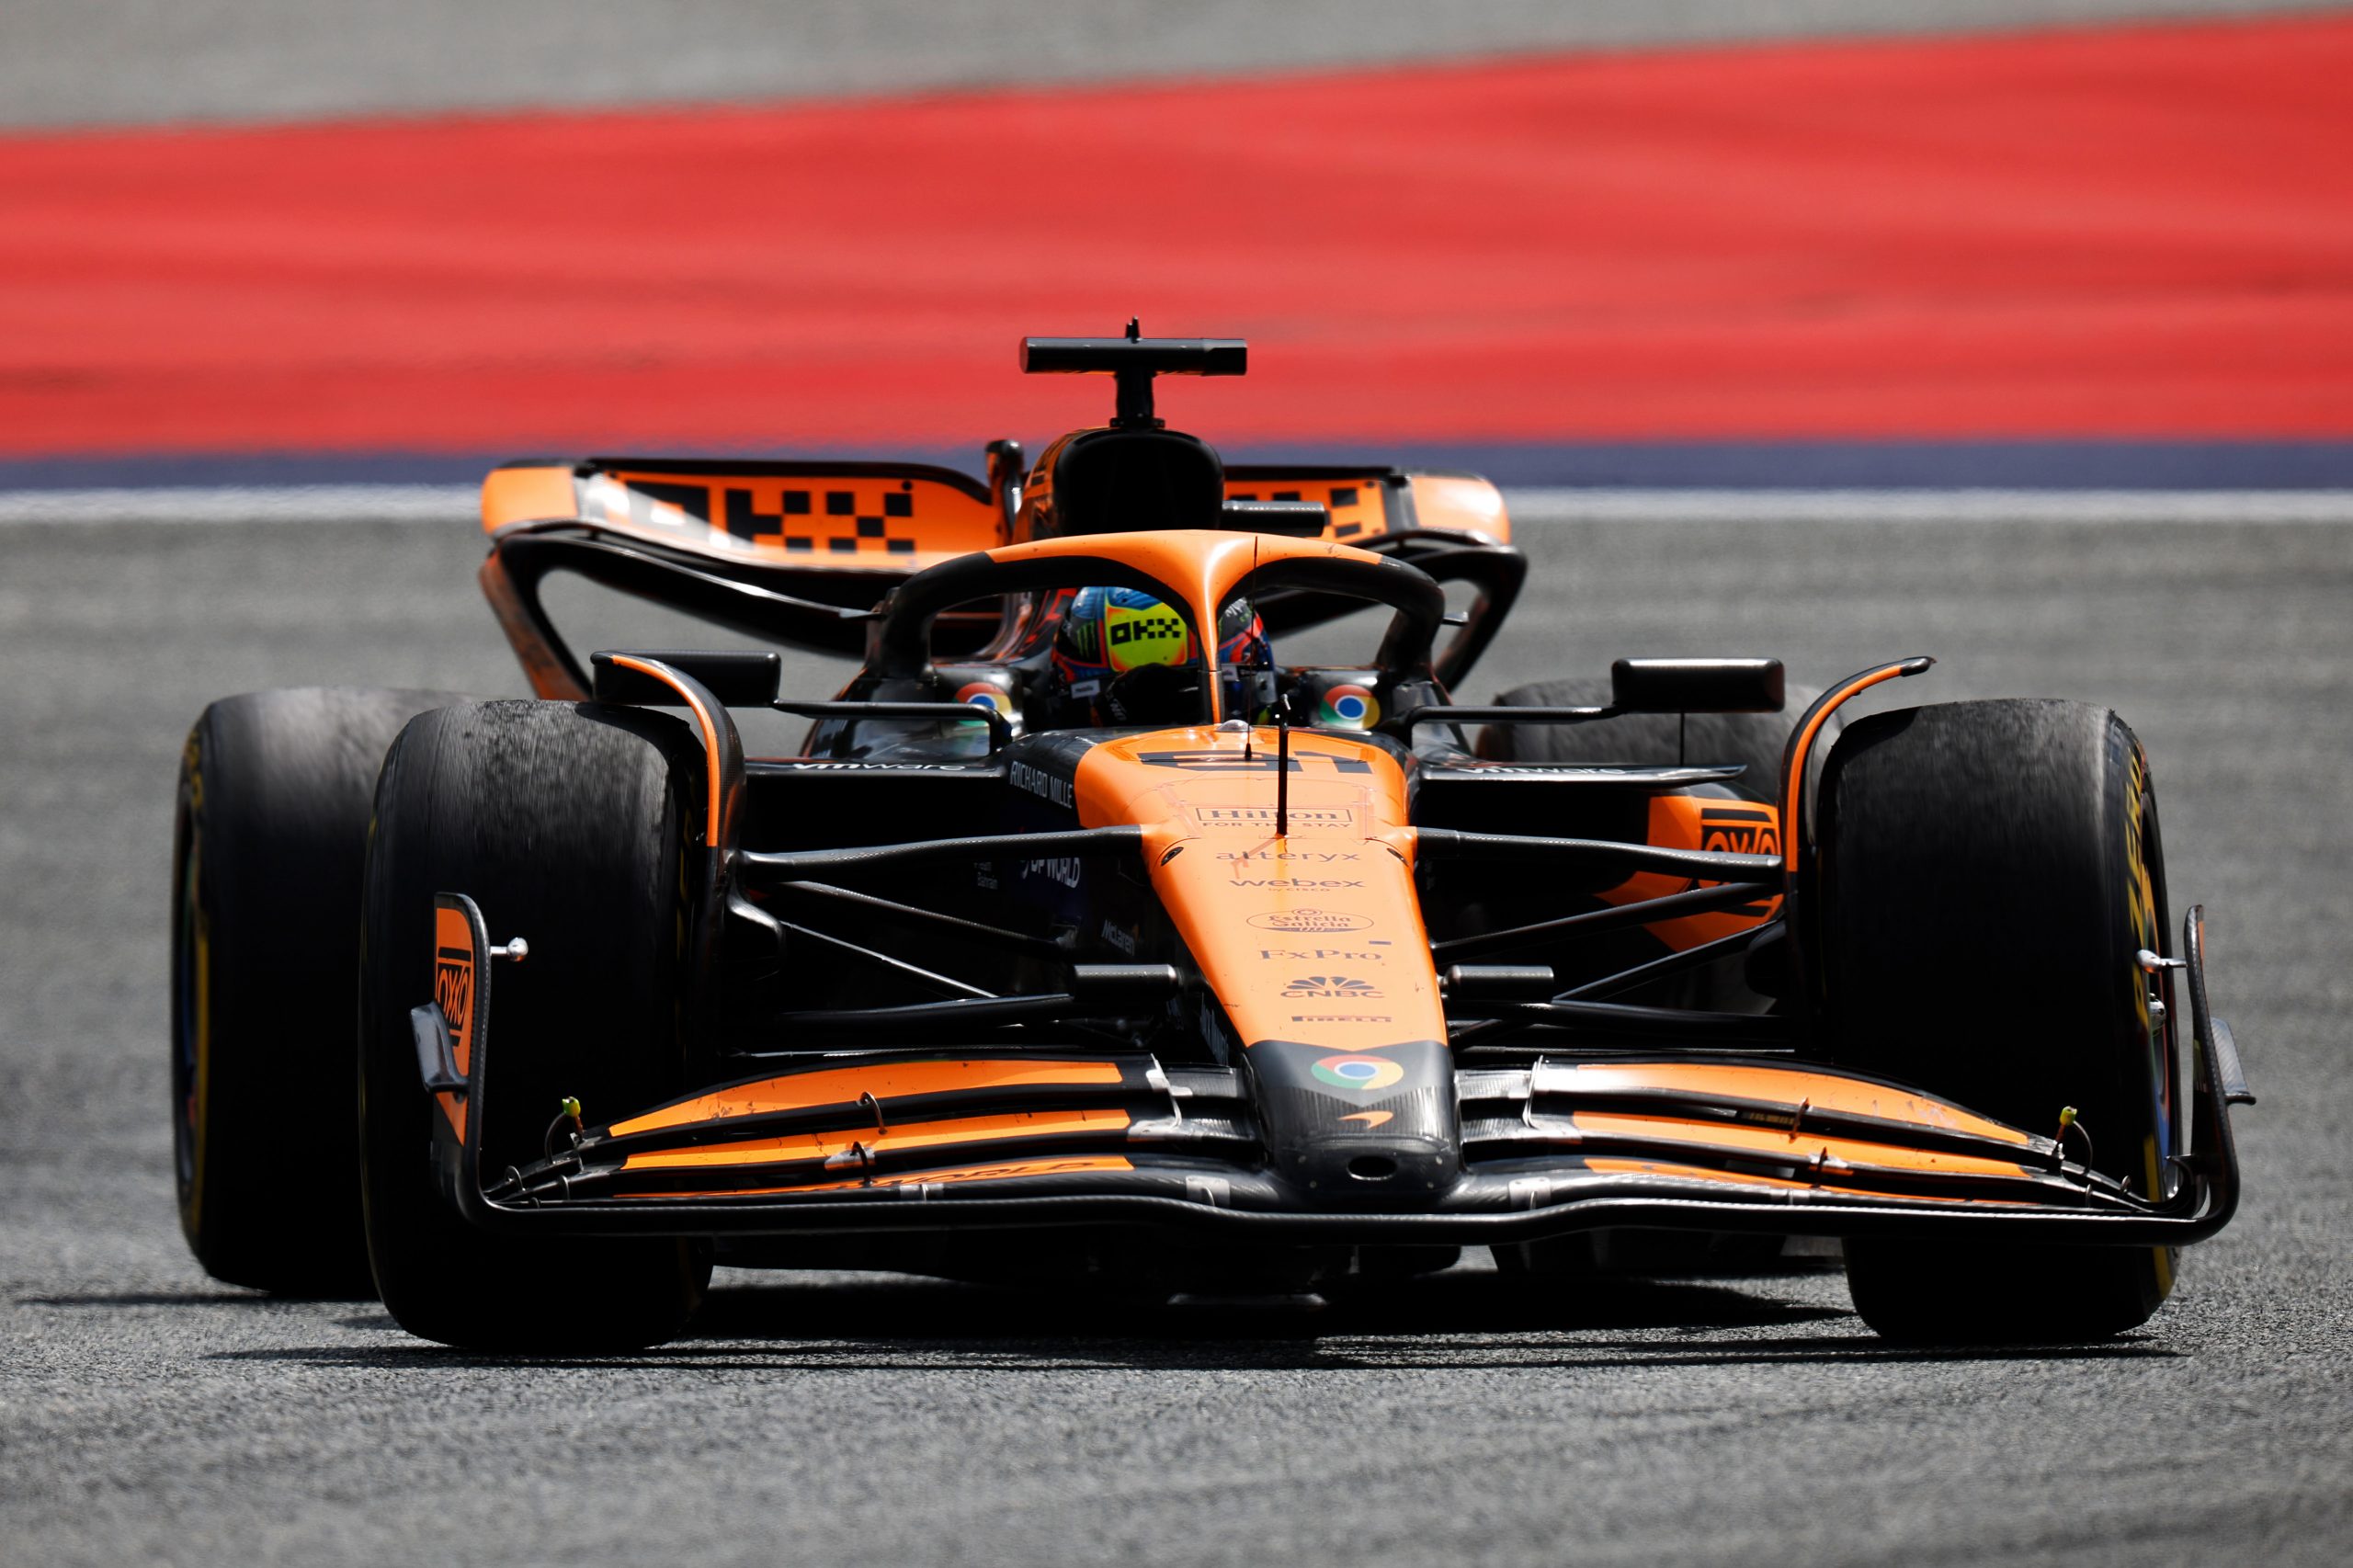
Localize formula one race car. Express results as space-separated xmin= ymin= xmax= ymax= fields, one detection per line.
xmin=170 ymin=330 xmax=2250 ymax=1350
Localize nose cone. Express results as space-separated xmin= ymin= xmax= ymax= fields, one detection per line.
xmin=1066 ymin=725 xmax=1461 ymax=1206
xmin=1245 ymin=1036 xmax=1461 ymax=1203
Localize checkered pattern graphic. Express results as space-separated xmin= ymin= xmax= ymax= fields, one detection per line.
xmin=724 ymin=480 xmax=918 ymax=553
xmin=590 ymin=471 xmax=994 ymax=558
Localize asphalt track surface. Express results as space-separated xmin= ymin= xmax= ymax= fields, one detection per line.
xmin=4 ymin=499 xmax=2349 ymax=1567
xmin=7 ymin=0 xmax=2339 ymax=127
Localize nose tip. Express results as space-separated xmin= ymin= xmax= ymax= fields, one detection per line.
xmin=1347 ymin=1154 xmax=1400 ymax=1182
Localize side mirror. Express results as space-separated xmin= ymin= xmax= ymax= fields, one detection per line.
xmin=1610 ymin=657 xmax=1784 ymax=714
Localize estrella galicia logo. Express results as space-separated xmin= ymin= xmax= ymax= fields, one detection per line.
xmin=1247 ymin=909 xmax=1371 ymax=932
xmin=1282 ymin=974 xmax=1382 ymax=999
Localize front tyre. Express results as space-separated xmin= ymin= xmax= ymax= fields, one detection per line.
xmin=358 ymin=699 xmax=711 ymax=1352
xmin=1819 ymin=699 xmax=2177 ymax=1342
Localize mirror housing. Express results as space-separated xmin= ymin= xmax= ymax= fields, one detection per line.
xmin=1610 ymin=657 xmax=1784 ymax=714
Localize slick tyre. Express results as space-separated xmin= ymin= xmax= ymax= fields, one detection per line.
xmin=172 ymin=687 xmax=465 ymax=1295
xmin=358 ymin=699 xmax=712 ymax=1352
xmin=1819 ymin=699 xmax=2177 ymax=1343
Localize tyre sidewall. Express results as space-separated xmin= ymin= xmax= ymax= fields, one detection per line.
xmin=172 ymin=687 xmax=465 ymax=1293
xmin=358 ymin=699 xmax=710 ymax=1350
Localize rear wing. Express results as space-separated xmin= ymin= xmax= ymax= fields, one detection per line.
xmin=483 ymin=457 xmax=1513 ymax=555
xmin=477 ymin=455 xmax=1518 ymax=695
xmin=483 ymin=457 xmax=1006 ymax=566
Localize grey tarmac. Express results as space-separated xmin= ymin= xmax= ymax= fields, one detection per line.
xmin=5 ymin=0 xmax=2343 ymax=128
xmin=1 ymin=499 xmax=2348 ymax=1566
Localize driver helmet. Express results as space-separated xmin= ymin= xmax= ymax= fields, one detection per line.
xmin=1051 ymin=586 xmax=1271 ymax=725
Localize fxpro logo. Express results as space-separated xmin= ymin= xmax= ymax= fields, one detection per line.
xmin=1259 ymin=948 xmax=1381 ymax=961
xmin=1282 ymin=974 xmax=1382 ymax=999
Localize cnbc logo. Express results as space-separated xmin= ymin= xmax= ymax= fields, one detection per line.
xmin=1281 ymin=974 xmax=1381 ymax=999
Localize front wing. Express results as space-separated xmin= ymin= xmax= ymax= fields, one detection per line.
xmin=419 ymin=898 xmax=2246 ymax=1250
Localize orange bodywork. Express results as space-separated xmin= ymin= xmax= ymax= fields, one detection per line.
xmin=479 ymin=464 xmax=1506 ymax=562
xmin=1567 ymin=1111 xmax=2030 ymax=1179
xmin=480 ymin=463 xmax=1002 ymax=570
xmin=611 ymin=1058 xmax=1126 ymax=1137
xmin=1540 ymin=1060 xmax=2033 ymax=1146
xmin=1408 ymin=474 xmax=1511 ymax=541
xmin=633 ymin=1155 xmax=1136 ymax=1200
xmin=620 ymin=1108 xmax=1131 ymax=1172
xmin=1577 ymin=1157 xmax=2033 ymax=1205
xmin=985 ymin=529 xmax=1394 ymax=724
xmin=606 ymin=654 xmax=727 ymax=845
xmin=430 ymin=903 xmax=475 ymax=1142
xmin=1073 ymin=724 xmax=1442 ymax=1054
xmin=1598 ymin=794 xmax=1784 ymax=950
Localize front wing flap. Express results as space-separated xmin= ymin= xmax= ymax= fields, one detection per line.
xmin=422 ymin=888 xmax=2241 ymax=1248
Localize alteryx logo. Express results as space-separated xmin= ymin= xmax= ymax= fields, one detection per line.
xmin=1281 ymin=974 xmax=1382 ymax=999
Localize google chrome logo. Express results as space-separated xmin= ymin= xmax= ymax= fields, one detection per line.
xmin=1318 ymin=683 xmax=1381 ymax=729
xmin=1312 ymin=1054 xmax=1404 ymax=1092
xmin=955 ymin=681 xmax=1014 ymax=717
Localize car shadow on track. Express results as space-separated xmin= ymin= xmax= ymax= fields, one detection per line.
xmin=199 ymin=1263 xmax=2183 ymax=1373
xmin=19 ymin=1290 xmax=373 ymax=1308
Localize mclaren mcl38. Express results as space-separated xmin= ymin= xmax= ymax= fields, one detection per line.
xmin=171 ymin=330 xmax=2249 ymax=1349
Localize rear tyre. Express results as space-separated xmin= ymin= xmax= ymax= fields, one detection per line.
xmin=1820 ymin=699 xmax=2177 ymax=1343
xmin=358 ymin=699 xmax=712 ymax=1352
xmin=172 ymin=687 xmax=464 ymax=1295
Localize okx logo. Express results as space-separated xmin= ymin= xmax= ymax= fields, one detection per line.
xmin=1282 ymin=974 xmax=1382 ymax=999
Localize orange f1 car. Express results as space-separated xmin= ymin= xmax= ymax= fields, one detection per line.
xmin=171 ymin=331 xmax=2250 ymax=1349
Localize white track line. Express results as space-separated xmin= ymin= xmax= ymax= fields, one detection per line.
xmin=1501 ymin=488 xmax=2353 ymax=523
xmin=4 ymin=483 xmax=2353 ymax=525
xmin=0 ymin=484 xmax=479 ymax=523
